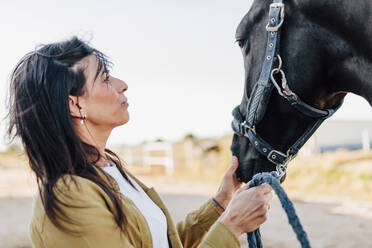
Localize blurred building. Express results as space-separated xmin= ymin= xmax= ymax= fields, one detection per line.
xmin=301 ymin=120 xmax=372 ymax=155
xmin=118 ymin=120 xmax=372 ymax=172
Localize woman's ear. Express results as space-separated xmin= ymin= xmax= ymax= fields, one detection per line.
xmin=68 ymin=95 xmax=82 ymax=118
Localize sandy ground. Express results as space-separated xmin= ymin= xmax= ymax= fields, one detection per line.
xmin=1 ymin=168 xmax=372 ymax=248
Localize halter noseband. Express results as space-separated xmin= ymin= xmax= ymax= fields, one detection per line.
xmin=232 ymin=0 xmax=342 ymax=179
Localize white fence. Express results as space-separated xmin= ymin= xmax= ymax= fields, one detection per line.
xmin=122 ymin=141 xmax=174 ymax=174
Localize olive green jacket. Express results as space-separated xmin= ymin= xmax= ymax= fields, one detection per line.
xmin=30 ymin=167 xmax=240 ymax=248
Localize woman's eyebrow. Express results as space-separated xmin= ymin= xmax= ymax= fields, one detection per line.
xmin=92 ymin=66 xmax=105 ymax=82
xmin=100 ymin=66 xmax=110 ymax=77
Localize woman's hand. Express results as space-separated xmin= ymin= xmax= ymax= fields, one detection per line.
xmin=214 ymin=156 xmax=242 ymax=210
xmin=219 ymin=183 xmax=273 ymax=237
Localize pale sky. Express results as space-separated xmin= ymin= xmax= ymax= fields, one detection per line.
xmin=1 ymin=0 xmax=371 ymax=151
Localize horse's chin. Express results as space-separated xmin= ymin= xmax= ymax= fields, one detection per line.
xmin=235 ymin=156 xmax=286 ymax=183
xmin=231 ymin=135 xmax=286 ymax=183
xmin=235 ymin=160 xmax=254 ymax=183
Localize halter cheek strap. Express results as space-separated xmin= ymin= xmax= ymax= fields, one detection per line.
xmin=246 ymin=1 xmax=284 ymax=127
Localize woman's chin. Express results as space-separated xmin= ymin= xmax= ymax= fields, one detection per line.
xmin=111 ymin=110 xmax=129 ymax=127
xmin=120 ymin=113 xmax=130 ymax=125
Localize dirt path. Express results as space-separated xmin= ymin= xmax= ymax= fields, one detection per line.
xmin=163 ymin=194 xmax=372 ymax=248
xmin=1 ymin=194 xmax=372 ymax=248
xmin=1 ymin=169 xmax=371 ymax=247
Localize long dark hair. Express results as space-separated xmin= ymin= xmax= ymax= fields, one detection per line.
xmin=6 ymin=36 xmax=133 ymax=234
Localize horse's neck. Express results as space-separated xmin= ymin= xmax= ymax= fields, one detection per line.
xmin=341 ymin=57 xmax=372 ymax=106
xmin=299 ymin=0 xmax=372 ymax=106
xmin=334 ymin=2 xmax=372 ymax=106
xmin=299 ymin=1 xmax=371 ymax=40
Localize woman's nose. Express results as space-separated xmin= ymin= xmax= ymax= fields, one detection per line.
xmin=118 ymin=79 xmax=128 ymax=93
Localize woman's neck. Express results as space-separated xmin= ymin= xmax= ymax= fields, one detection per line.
xmin=73 ymin=119 xmax=114 ymax=167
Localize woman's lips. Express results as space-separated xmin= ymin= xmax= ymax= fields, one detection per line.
xmin=119 ymin=95 xmax=129 ymax=108
xmin=120 ymin=96 xmax=128 ymax=105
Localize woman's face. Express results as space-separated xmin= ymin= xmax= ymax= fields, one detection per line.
xmin=71 ymin=54 xmax=129 ymax=128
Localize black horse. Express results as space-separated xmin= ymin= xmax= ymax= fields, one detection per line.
xmin=231 ymin=0 xmax=372 ymax=183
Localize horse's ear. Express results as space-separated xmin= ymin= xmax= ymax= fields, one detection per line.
xmin=235 ymin=1 xmax=265 ymax=42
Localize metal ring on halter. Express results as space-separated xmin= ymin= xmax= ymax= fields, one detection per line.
xmin=271 ymin=68 xmax=298 ymax=99
xmin=276 ymin=54 xmax=283 ymax=71
xmin=275 ymin=149 xmax=293 ymax=178
xmin=276 ymin=164 xmax=287 ymax=178
xmin=241 ymin=121 xmax=257 ymax=135
xmin=270 ymin=55 xmax=283 ymax=73
xmin=270 ymin=69 xmax=286 ymax=97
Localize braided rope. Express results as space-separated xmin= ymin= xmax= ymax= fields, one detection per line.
xmin=247 ymin=172 xmax=311 ymax=248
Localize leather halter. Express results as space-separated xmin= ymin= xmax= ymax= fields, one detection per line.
xmin=232 ymin=0 xmax=342 ymax=179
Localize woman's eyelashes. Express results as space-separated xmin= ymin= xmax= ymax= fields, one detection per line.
xmin=103 ymin=72 xmax=111 ymax=84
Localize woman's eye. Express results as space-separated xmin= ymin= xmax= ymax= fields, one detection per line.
xmin=104 ymin=73 xmax=111 ymax=83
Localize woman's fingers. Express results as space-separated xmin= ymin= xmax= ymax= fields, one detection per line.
xmin=264 ymin=191 xmax=273 ymax=202
xmin=257 ymin=183 xmax=272 ymax=194
xmin=236 ymin=182 xmax=273 ymax=197
xmin=225 ymin=156 xmax=239 ymax=178
xmin=230 ymin=156 xmax=239 ymax=171
xmin=249 ymin=201 xmax=271 ymax=220
xmin=236 ymin=182 xmax=250 ymax=193
xmin=254 ymin=214 xmax=269 ymax=227
xmin=220 ymin=180 xmax=274 ymax=235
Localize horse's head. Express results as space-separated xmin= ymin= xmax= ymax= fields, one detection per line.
xmin=230 ymin=0 xmax=360 ymax=182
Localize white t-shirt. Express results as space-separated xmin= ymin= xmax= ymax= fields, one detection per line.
xmin=101 ymin=165 xmax=169 ymax=248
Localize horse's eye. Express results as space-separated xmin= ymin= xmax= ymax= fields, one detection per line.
xmin=237 ymin=40 xmax=245 ymax=48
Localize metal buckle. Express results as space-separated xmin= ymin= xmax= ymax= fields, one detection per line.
xmin=241 ymin=121 xmax=256 ymax=135
xmin=267 ymin=149 xmax=287 ymax=164
xmin=270 ymin=3 xmax=284 ymax=9
xmin=266 ymin=3 xmax=285 ymax=32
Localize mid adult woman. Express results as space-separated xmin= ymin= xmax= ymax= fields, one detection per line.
xmin=6 ymin=37 xmax=273 ymax=247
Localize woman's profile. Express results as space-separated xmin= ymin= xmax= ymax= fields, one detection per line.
xmin=6 ymin=36 xmax=273 ymax=248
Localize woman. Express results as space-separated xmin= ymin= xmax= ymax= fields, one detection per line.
xmin=6 ymin=37 xmax=273 ymax=248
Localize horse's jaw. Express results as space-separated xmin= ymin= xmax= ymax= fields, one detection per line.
xmin=231 ymin=134 xmax=286 ymax=183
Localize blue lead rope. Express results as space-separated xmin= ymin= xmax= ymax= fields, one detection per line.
xmin=247 ymin=172 xmax=311 ymax=248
